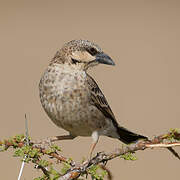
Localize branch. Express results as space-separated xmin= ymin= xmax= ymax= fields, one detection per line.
xmin=0 ymin=129 xmax=180 ymax=180
xmin=58 ymin=129 xmax=180 ymax=180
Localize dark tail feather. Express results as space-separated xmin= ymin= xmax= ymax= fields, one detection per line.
xmin=117 ymin=126 xmax=148 ymax=144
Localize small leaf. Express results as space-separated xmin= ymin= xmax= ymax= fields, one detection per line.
xmin=61 ymin=162 xmax=71 ymax=174
xmin=120 ymin=152 xmax=137 ymax=161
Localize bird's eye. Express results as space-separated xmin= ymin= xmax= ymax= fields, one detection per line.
xmin=71 ymin=58 xmax=80 ymax=64
xmin=87 ymin=47 xmax=98 ymax=56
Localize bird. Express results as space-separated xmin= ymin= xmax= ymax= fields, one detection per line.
xmin=39 ymin=39 xmax=148 ymax=157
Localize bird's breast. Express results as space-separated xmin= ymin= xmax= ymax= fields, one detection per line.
xmin=39 ymin=64 xmax=100 ymax=135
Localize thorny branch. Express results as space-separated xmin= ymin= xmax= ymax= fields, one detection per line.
xmin=0 ymin=129 xmax=180 ymax=180
xmin=58 ymin=130 xmax=180 ymax=180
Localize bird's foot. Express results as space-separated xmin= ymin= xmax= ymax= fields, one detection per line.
xmin=31 ymin=135 xmax=75 ymax=149
xmin=32 ymin=137 xmax=54 ymax=149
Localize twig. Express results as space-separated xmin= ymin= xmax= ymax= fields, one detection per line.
xmin=1 ymin=129 xmax=180 ymax=180
xmin=167 ymin=147 xmax=180 ymax=160
xmin=145 ymin=142 xmax=180 ymax=148
xmin=18 ymin=114 xmax=29 ymax=180
xmin=57 ymin=131 xmax=180 ymax=180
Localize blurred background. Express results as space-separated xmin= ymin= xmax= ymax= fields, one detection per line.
xmin=0 ymin=0 xmax=179 ymax=179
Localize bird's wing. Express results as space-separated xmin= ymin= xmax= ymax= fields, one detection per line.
xmin=86 ymin=74 xmax=148 ymax=143
xmin=86 ymin=74 xmax=118 ymax=124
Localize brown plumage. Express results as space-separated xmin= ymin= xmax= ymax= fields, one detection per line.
xmin=39 ymin=39 xmax=147 ymax=156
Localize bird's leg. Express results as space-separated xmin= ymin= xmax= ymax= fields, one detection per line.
xmin=32 ymin=134 xmax=76 ymax=148
xmin=89 ymin=131 xmax=99 ymax=159
xmin=50 ymin=134 xmax=76 ymax=142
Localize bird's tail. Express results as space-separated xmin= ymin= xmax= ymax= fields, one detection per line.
xmin=117 ymin=126 xmax=148 ymax=144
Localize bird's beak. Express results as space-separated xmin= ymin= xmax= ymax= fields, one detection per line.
xmin=95 ymin=53 xmax=115 ymax=66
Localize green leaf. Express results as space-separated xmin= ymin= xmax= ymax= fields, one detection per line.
xmin=14 ymin=134 xmax=25 ymax=143
xmin=50 ymin=144 xmax=61 ymax=152
xmin=38 ymin=159 xmax=50 ymax=167
xmin=61 ymin=162 xmax=71 ymax=174
xmin=87 ymin=165 xmax=107 ymax=180
xmin=120 ymin=152 xmax=137 ymax=161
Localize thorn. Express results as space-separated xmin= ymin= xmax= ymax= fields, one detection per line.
xmin=25 ymin=114 xmax=29 ymax=145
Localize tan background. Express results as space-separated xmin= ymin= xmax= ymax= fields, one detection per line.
xmin=0 ymin=0 xmax=179 ymax=179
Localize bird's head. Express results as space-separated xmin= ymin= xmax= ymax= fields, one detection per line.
xmin=51 ymin=40 xmax=115 ymax=70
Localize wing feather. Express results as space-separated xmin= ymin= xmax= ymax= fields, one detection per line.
xmin=86 ymin=74 xmax=118 ymax=124
xmin=86 ymin=74 xmax=148 ymax=143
